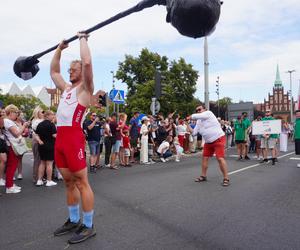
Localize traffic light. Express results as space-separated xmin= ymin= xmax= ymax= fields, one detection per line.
xmin=98 ymin=93 xmax=107 ymax=107
xmin=155 ymin=70 xmax=162 ymax=99
xmin=155 ymin=70 xmax=167 ymax=99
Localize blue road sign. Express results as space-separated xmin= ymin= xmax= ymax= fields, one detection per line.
xmin=109 ymin=89 xmax=125 ymax=104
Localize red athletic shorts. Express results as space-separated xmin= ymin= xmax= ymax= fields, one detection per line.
xmin=203 ymin=135 xmax=226 ymax=158
xmin=55 ymin=127 xmax=86 ymax=172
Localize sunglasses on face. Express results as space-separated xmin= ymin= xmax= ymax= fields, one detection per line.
xmin=196 ymin=109 xmax=202 ymax=112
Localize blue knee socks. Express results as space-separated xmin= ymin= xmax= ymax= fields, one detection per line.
xmin=68 ymin=204 xmax=80 ymax=223
xmin=83 ymin=210 xmax=94 ymax=228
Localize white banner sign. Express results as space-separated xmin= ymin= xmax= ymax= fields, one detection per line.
xmin=252 ymin=120 xmax=281 ymax=135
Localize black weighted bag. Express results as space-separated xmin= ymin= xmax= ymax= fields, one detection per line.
xmin=13 ymin=56 xmax=39 ymax=80
xmin=166 ymin=0 xmax=222 ymax=38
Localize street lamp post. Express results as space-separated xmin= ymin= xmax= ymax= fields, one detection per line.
xmin=216 ymin=76 xmax=220 ymax=118
xmin=286 ymin=70 xmax=296 ymax=122
xmin=204 ymin=37 xmax=209 ymax=110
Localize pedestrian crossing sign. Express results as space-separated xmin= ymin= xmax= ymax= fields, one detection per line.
xmin=109 ymin=89 xmax=125 ymax=104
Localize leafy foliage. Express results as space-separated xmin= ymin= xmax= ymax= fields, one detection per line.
xmin=0 ymin=94 xmax=47 ymax=120
xmin=116 ymin=48 xmax=199 ymax=116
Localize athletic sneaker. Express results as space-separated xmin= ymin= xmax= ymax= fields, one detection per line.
xmin=0 ymin=178 xmax=5 ymax=186
xmin=17 ymin=173 xmax=23 ymax=180
xmin=6 ymin=186 xmax=21 ymax=194
xmin=237 ymin=156 xmax=243 ymax=161
xmin=46 ymin=180 xmax=57 ymax=187
xmin=244 ymin=155 xmax=250 ymax=160
xmin=297 ymin=163 xmax=300 ymax=168
xmin=54 ymin=218 xmax=81 ymax=236
xmin=160 ymin=158 xmax=166 ymax=163
xmin=175 ymin=158 xmax=180 ymax=162
xmin=13 ymin=184 xmax=21 ymax=190
xmin=36 ymin=180 xmax=44 ymax=186
xmin=259 ymin=159 xmax=268 ymax=164
xmin=68 ymin=224 xmax=96 ymax=244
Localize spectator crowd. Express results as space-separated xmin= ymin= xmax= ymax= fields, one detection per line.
xmin=0 ymin=103 xmax=296 ymax=195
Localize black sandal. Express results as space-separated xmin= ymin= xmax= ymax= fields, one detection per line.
xmin=195 ymin=176 xmax=207 ymax=182
xmin=222 ymin=178 xmax=230 ymax=187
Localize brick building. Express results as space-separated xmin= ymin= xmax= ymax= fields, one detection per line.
xmin=256 ymin=65 xmax=295 ymax=121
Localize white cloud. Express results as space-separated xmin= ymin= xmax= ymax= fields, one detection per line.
xmin=0 ymin=0 xmax=300 ymax=105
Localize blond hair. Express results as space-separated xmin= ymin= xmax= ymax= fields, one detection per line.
xmin=119 ymin=113 xmax=127 ymax=121
xmin=71 ymin=60 xmax=82 ymax=69
xmin=31 ymin=106 xmax=44 ymax=120
xmin=5 ymin=104 xmax=19 ymax=116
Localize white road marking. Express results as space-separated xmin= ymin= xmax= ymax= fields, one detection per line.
xmin=228 ymin=152 xmax=294 ymax=175
xmin=290 ymin=157 xmax=300 ymax=160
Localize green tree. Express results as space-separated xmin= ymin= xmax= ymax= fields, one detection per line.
xmin=116 ymin=48 xmax=199 ymax=116
xmin=218 ymin=97 xmax=232 ymax=108
xmin=0 ymin=94 xmax=46 ymax=120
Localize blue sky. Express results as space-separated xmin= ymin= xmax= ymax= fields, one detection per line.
xmin=0 ymin=0 xmax=300 ymax=104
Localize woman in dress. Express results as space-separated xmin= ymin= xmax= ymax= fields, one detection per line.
xmin=3 ymin=105 xmax=29 ymax=193
xmin=280 ymin=119 xmax=289 ymax=152
xmin=140 ymin=116 xmax=150 ymax=164
xmin=31 ymin=106 xmax=44 ymax=182
xmin=35 ymin=110 xmax=57 ymax=187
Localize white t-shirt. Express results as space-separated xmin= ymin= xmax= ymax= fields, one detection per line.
xmin=157 ymin=141 xmax=170 ymax=154
xmin=3 ymin=118 xmax=19 ymax=146
xmin=177 ymin=124 xmax=187 ymax=136
xmin=191 ymin=111 xmax=224 ymax=143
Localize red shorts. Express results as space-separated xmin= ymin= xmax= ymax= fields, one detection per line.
xmin=55 ymin=127 xmax=86 ymax=172
xmin=203 ymin=135 xmax=225 ymax=158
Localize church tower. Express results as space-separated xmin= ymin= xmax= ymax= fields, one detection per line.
xmin=274 ymin=64 xmax=283 ymax=89
xmin=259 ymin=64 xmax=294 ymax=121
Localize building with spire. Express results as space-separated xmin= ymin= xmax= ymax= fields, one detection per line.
xmin=256 ymin=64 xmax=295 ymax=121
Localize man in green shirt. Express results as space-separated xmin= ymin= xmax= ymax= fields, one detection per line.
xmin=234 ymin=116 xmax=246 ymax=160
xmin=294 ymin=110 xmax=300 ymax=167
xmin=260 ymin=109 xmax=279 ymax=165
xmin=242 ymin=112 xmax=251 ymax=160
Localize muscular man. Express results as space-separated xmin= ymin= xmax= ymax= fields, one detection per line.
xmin=191 ymin=105 xmax=230 ymax=187
xmin=50 ymin=32 xmax=96 ymax=244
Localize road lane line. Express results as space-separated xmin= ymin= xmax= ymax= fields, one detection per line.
xmin=290 ymin=157 xmax=300 ymax=160
xmin=228 ymin=152 xmax=294 ymax=175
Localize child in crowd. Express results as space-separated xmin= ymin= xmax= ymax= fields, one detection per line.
xmin=156 ymin=136 xmax=173 ymax=162
xmin=122 ymin=129 xmax=132 ymax=167
xmin=173 ymin=137 xmax=183 ymax=162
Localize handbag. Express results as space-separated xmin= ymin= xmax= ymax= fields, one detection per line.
xmin=9 ymin=136 xmax=29 ymax=156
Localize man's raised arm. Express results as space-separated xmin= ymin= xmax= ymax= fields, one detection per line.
xmin=78 ymin=33 xmax=94 ymax=94
xmin=50 ymin=41 xmax=68 ymax=91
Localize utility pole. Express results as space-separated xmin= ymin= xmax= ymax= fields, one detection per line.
xmin=204 ymin=37 xmax=209 ymax=110
xmin=216 ymin=76 xmax=220 ymax=118
xmin=286 ymin=70 xmax=296 ymax=122
xmin=110 ymin=71 xmax=116 ymax=113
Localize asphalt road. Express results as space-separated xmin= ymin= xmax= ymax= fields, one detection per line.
xmin=1 ymin=145 xmax=300 ymax=250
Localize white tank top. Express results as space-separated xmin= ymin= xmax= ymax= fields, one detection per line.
xmin=56 ymin=86 xmax=86 ymax=128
